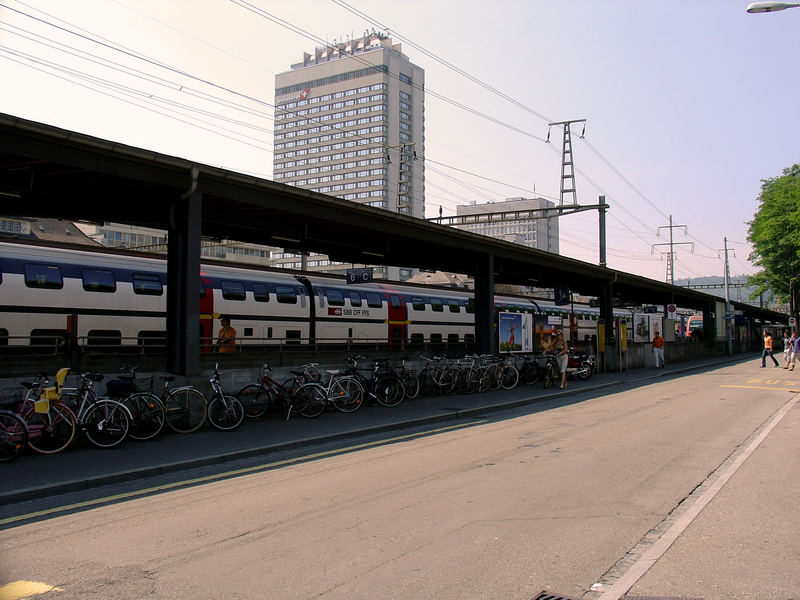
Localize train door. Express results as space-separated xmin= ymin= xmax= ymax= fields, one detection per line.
xmin=388 ymin=294 xmax=407 ymax=350
xmin=199 ymin=277 xmax=214 ymax=353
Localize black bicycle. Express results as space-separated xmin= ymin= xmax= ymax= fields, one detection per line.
xmin=343 ymin=356 xmax=405 ymax=407
xmin=541 ymin=353 xmax=560 ymax=389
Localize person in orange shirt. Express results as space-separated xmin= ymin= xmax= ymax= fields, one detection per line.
xmin=761 ymin=330 xmax=779 ymax=367
xmin=652 ymin=330 xmax=665 ymax=368
xmin=217 ymin=316 xmax=236 ymax=353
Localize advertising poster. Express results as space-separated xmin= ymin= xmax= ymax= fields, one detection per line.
xmin=649 ymin=315 xmax=663 ymax=341
xmin=498 ymin=312 xmax=534 ymax=353
xmin=633 ymin=313 xmax=650 ymax=343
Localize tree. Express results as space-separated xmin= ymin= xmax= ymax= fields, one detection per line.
xmin=747 ymin=164 xmax=800 ymax=320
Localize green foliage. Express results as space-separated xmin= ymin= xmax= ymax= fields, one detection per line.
xmin=746 ymin=164 xmax=800 ymax=304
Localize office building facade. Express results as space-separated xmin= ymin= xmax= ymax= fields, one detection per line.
xmin=456 ymin=197 xmax=560 ymax=253
xmin=272 ymin=32 xmax=424 ymax=280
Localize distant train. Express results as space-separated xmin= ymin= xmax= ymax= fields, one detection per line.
xmin=0 ymin=239 xmax=632 ymax=354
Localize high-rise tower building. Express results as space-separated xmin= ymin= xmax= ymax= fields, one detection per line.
xmin=272 ymin=32 xmax=424 ymax=280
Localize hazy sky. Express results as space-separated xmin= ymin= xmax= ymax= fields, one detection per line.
xmin=1 ymin=0 xmax=798 ymax=283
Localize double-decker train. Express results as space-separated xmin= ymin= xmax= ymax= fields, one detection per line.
xmin=0 ymin=239 xmax=630 ymax=354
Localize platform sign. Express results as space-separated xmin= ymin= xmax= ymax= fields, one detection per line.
xmin=554 ymin=285 xmax=570 ymax=306
xmin=346 ymin=268 xmax=373 ymax=284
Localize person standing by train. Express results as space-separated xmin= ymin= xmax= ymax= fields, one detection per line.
xmin=553 ymin=329 xmax=569 ymax=389
xmin=761 ymin=330 xmax=779 ymax=367
xmin=652 ymin=329 xmax=665 ymax=368
xmin=217 ymin=315 xmax=237 ymax=353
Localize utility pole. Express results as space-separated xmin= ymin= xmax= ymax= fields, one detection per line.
xmin=386 ymin=142 xmax=415 ymax=214
xmin=719 ymin=237 xmax=734 ymax=355
xmin=599 ymin=195 xmax=608 ymax=268
xmin=653 ymin=215 xmax=693 ymax=284
xmin=547 ymin=119 xmax=586 ymax=206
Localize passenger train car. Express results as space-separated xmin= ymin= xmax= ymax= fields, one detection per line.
xmin=0 ymin=239 xmax=628 ymax=353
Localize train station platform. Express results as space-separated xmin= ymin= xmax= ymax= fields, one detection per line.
xmin=0 ymin=352 xmax=758 ymax=506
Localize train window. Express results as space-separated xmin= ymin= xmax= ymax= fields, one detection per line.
xmin=431 ymin=298 xmax=443 ymax=312
xmin=447 ymin=333 xmax=460 ymax=345
xmin=448 ymin=300 xmax=460 ymax=313
xmin=253 ymin=283 xmax=269 ymax=302
xmin=82 ymin=269 xmax=116 ymax=293
xmin=0 ymin=328 xmax=7 ymax=346
xmin=285 ymin=330 xmax=301 ymax=344
xmin=466 ymin=299 xmax=475 ymax=314
xmin=243 ymin=328 xmax=253 ymax=337
xmin=411 ymin=297 xmax=425 ymax=311
xmin=133 ymin=273 xmax=163 ymax=296
xmin=221 ymin=280 xmax=246 ymax=301
xmin=349 ymin=291 xmax=362 ymax=307
xmin=464 ymin=333 xmax=475 ymax=347
xmin=366 ymin=293 xmax=382 ymax=308
xmin=87 ymin=330 xmax=121 ymax=347
xmin=409 ymin=333 xmax=425 ymax=348
xmin=327 ymin=289 xmax=345 ymax=306
xmin=276 ymin=285 xmax=298 ymax=304
xmin=267 ymin=327 xmax=273 ymax=339
xmin=390 ymin=295 xmax=402 ymax=309
xmin=24 ymin=264 xmax=63 ymax=289
xmin=429 ymin=333 xmax=443 ymax=347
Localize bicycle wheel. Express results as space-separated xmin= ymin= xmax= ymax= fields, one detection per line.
xmin=25 ymin=403 xmax=77 ymax=455
xmin=375 ymin=375 xmax=405 ymax=407
xmin=543 ymin=364 xmax=555 ymax=389
xmin=437 ymin=369 xmax=456 ymax=395
xmin=500 ymin=364 xmax=520 ymax=390
xmin=463 ymin=367 xmax=480 ymax=394
xmin=521 ymin=362 xmax=540 ymax=386
xmin=0 ymin=411 xmax=28 ymax=462
xmin=401 ymin=371 xmax=421 ymax=399
xmin=207 ymin=395 xmax=245 ymax=431
xmin=121 ymin=393 xmax=165 ymax=441
xmin=330 ymin=377 xmax=364 ymax=413
xmin=82 ymin=400 xmax=130 ymax=449
xmin=237 ymin=384 xmax=275 ymax=418
xmin=291 ymin=384 xmax=327 ymax=418
xmin=164 ymin=387 xmax=207 ymax=433
xmin=487 ymin=365 xmax=503 ymax=391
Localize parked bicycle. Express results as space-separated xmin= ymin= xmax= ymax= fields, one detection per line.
xmin=541 ymin=353 xmax=561 ymax=389
xmin=60 ymin=372 xmax=132 ymax=449
xmin=205 ymin=364 xmax=245 ymax=431
xmin=294 ymin=364 xmax=364 ymax=414
xmin=105 ymin=366 xmax=166 ymax=441
xmin=15 ymin=372 xmax=77 ymax=454
xmin=343 ymin=356 xmax=405 ymax=407
xmin=237 ymin=362 xmax=312 ymax=419
xmin=144 ymin=374 xmax=208 ymax=434
xmin=0 ymin=408 xmax=28 ymax=462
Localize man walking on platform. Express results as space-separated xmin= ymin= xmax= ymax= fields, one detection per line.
xmin=761 ymin=330 xmax=779 ymax=367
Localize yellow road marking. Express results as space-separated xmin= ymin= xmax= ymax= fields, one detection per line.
xmin=0 ymin=420 xmax=486 ymax=527
xmin=721 ymin=385 xmax=800 ymax=392
xmin=0 ymin=581 xmax=63 ymax=599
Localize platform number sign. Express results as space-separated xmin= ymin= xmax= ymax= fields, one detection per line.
xmin=346 ymin=268 xmax=373 ymax=284
xmin=554 ymin=285 xmax=570 ymax=306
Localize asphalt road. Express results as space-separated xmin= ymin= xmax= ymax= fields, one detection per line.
xmin=1 ymin=358 xmax=798 ymax=599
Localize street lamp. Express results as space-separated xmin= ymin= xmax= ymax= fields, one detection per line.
xmin=747 ymin=1 xmax=800 ymax=12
